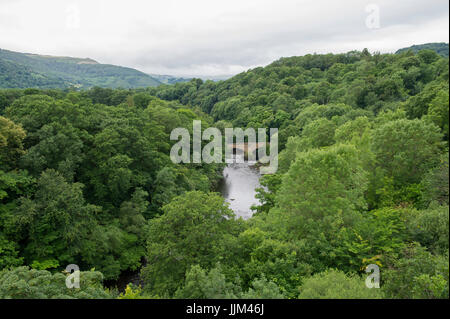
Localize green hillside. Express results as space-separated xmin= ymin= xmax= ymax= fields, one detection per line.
xmin=396 ymin=42 xmax=449 ymax=57
xmin=0 ymin=48 xmax=161 ymax=89
xmin=0 ymin=58 xmax=64 ymax=88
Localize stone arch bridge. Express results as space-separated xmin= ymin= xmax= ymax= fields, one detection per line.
xmin=228 ymin=142 xmax=268 ymax=160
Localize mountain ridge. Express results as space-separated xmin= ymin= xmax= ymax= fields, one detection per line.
xmin=1 ymin=42 xmax=448 ymax=90
xmin=0 ymin=48 xmax=161 ymax=89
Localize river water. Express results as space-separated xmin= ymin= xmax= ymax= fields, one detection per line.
xmin=218 ymin=152 xmax=263 ymax=219
xmin=109 ymin=152 xmax=263 ymax=292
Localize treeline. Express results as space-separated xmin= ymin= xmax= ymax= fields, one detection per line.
xmin=0 ymin=47 xmax=449 ymax=299
xmin=396 ymin=43 xmax=449 ymax=57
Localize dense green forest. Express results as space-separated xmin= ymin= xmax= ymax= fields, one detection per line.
xmin=0 ymin=47 xmax=448 ymax=299
xmin=0 ymin=49 xmax=161 ymax=89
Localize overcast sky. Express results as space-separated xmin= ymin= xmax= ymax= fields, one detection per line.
xmin=0 ymin=0 xmax=448 ymax=77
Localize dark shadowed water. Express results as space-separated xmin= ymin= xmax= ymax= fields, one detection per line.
xmin=218 ymin=153 xmax=263 ymax=219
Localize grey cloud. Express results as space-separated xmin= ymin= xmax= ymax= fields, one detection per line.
xmin=0 ymin=0 xmax=448 ymax=76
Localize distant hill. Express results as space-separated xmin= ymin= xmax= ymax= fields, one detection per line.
xmin=0 ymin=48 xmax=161 ymax=89
xmin=396 ymin=42 xmax=449 ymax=57
xmin=149 ymin=74 xmax=235 ymax=84
xmin=150 ymin=74 xmax=192 ymax=85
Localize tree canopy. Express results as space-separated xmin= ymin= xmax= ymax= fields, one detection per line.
xmin=0 ymin=47 xmax=448 ymax=299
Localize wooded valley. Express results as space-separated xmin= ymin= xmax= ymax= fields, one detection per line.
xmin=0 ymin=46 xmax=448 ymax=299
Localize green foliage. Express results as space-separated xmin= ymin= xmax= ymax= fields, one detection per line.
xmin=403 ymin=81 xmax=448 ymax=120
xmin=174 ymin=264 xmax=241 ymax=299
xmin=334 ymin=116 xmax=371 ymax=144
xmin=236 ymin=236 xmax=311 ymax=298
xmin=13 ymin=169 xmax=100 ymax=268
xmin=253 ymin=173 xmax=283 ymax=215
xmin=175 ymin=265 xmax=285 ymax=299
xmin=299 ymin=118 xmax=336 ymax=150
xmin=298 ymin=269 xmax=382 ymax=299
xmin=420 ymin=154 xmax=449 ymax=207
xmin=241 ymin=276 xmax=285 ymax=299
xmin=383 ymin=243 xmax=449 ymax=299
xmin=30 ymin=259 xmax=60 ymax=271
xmin=371 ymin=118 xmax=442 ymax=185
xmin=424 ymin=89 xmax=449 ymax=140
xmin=405 ymin=206 xmax=449 ymax=254
xmin=142 ymin=191 xmax=241 ymax=296
xmin=0 ymin=266 xmax=112 ymax=299
xmin=0 ymin=234 xmax=22 ymax=269
xmin=118 ymin=284 xmax=157 ymax=299
xmin=277 ymin=144 xmax=368 ymax=225
xmin=334 ymin=207 xmax=407 ymax=272
xmin=0 ymin=116 xmax=25 ymax=170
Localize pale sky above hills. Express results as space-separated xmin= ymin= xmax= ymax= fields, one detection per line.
xmin=0 ymin=0 xmax=448 ymax=77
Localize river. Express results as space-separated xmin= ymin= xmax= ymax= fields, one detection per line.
xmin=218 ymin=152 xmax=263 ymax=219
xmin=109 ymin=150 xmax=263 ymax=292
